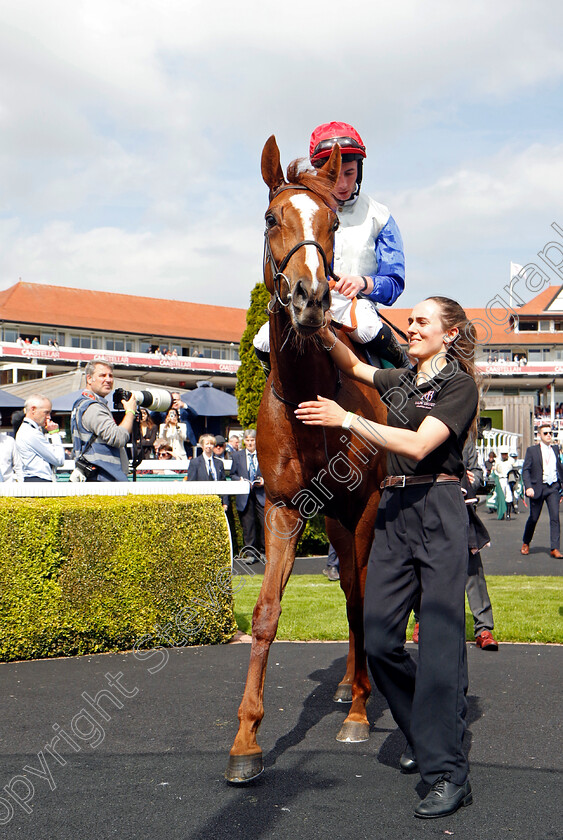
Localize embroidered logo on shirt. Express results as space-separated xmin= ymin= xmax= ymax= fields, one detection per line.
xmin=415 ymin=390 xmax=436 ymax=409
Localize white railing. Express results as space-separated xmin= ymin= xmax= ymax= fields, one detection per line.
xmin=477 ymin=427 xmax=522 ymax=460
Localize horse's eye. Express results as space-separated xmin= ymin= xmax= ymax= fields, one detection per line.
xmin=332 ymin=218 xmax=339 ymax=232
xmin=265 ymin=214 xmax=277 ymax=229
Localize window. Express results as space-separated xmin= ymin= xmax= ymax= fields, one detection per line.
xmin=3 ymin=329 xmax=18 ymax=342
xmin=528 ymin=348 xmax=551 ymax=361
xmin=71 ymin=336 xmax=98 ymax=349
xmin=538 ymin=321 xmax=552 ymax=332
xmin=106 ymin=339 xmax=124 ymax=351
xmin=519 ymin=321 xmax=538 ymax=331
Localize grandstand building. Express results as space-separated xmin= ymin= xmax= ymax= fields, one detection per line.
xmin=1 ymin=280 xmax=563 ymax=452
xmin=0 ymin=282 xmax=246 ymax=391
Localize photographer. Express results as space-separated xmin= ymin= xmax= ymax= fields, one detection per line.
xmin=71 ymin=359 xmax=136 ymax=481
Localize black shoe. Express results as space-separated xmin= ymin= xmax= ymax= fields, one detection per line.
xmin=414 ymin=777 xmax=472 ymax=819
xmin=399 ymin=744 xmax=418 ymax=774
xmin=363 ymin=324 xmax=411 ymax=369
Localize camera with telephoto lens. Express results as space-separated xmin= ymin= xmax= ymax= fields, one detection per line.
xmin=113 ymin=387 xmax=172 ymax=412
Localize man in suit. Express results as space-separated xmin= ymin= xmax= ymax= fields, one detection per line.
xmin=187 ymin=434 xmax=228 ymax=510
xmin=521 ymin=423 xmax=563 ymax=558
xmin=230 ymin=429 xmax=266 ymax=563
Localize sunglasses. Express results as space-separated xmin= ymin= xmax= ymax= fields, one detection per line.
xmin=158 ymin=451 xmax=173 ymax=458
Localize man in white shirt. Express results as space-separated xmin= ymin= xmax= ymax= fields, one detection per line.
xmin=16 ymin=395 xmax=65 ymax=482
xmin=0 ymin=432 xmax=23 ymax=481
xmin=521 ymin=423 xmax=563 ymax=557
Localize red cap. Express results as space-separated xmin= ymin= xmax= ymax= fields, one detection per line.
xmin=309 ymin=121 xmax=366 ymax=165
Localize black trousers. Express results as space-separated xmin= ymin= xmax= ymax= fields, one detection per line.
xmin=466 ymin=551 xmax=494 ymax=635
xmin=238 ymin=492 xmax=265 ymax=554
xmin=364 ymin=483 xmax=469 ymax=786
xmin=522 ymin=483 xmax=561 ymax=550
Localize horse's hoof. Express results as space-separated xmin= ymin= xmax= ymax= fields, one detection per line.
xmin=336 ymin=721 xmax=370 ymax=743
xmin=225 ymin=753 xmax=264 ymax=784
xmin=333 ymin=683 xmax=353 ymax=704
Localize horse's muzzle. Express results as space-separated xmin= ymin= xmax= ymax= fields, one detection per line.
xmin=290 ymin=279 xmax=331 ymax=332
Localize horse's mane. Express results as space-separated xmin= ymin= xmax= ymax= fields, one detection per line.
xmin=286 ymin=158 xmax=338 ymax=213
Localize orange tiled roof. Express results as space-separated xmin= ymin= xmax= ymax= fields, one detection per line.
xmin=515 ymin=285 xmax=562 ymax=314
xmin=1 ymin=281 xmax=562 ymax=348
xmin=380 ymin=285 xmax=563 ymax=346
xmin=0 ymin=282 xmax=248 ymax=343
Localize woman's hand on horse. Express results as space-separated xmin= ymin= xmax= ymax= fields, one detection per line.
xmin=318 ymin=316 xmax=334 ymax=344
xmin=333 ymin=275 xmax=369 ymax=299
xmin=295 ymin=396 xmax=347 ymax=427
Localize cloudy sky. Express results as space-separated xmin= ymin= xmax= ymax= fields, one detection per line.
xmin=1 ymin=0 xmax=562 ymax=312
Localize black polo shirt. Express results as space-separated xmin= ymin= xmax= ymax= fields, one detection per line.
xmin=372 ymin=362 xmax=478 ymax=478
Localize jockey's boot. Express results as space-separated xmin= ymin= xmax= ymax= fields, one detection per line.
xmin=254 ymin=347 xmax=271 ymax=377
xmin=505 ymin=502 xmax=513 ymax=520
xmin=363 ymin=323 xmax=411 ymax=369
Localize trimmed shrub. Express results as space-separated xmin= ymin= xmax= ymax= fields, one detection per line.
xmin=297 ymin=513 xmax=330 ymax=556
xmin=236 ymin=282 xmax=269 ymax=428
xmin=0 ymin=495 xmax=236 ymax=661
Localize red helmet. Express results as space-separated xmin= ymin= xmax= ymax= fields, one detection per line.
xmin=309 ymin=121 xmax=367 ymax=166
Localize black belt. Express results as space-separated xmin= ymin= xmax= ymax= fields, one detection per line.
xmin=381 ymin=473 xmax=460 ymax=490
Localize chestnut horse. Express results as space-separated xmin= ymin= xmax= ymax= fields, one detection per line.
xmin=225 ymin=136 xmax=387 ymax=783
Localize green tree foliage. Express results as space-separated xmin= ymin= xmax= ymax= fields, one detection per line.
xmin=236 ymin=282 xmax=270 ymax=428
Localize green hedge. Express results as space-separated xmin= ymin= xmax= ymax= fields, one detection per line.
xmin=0 ymin=495 xmax=236 ymax=662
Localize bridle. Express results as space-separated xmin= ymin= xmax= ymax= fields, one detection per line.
xmin=263 ymin=184 xmax=338 ymax=312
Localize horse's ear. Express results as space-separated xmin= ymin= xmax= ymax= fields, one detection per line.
xmin=320 ymin=143 xmax=341 ymax=187
xmin=262 ymin=135 xmax=286 ymax=194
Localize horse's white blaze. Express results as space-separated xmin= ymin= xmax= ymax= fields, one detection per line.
xmin=289 ymin=193 xmax=323 ymax=292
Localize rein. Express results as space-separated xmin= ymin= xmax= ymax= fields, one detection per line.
xmin=376 ymin=309 xmax=409 ymax=342
xmin=264 ymin=181 xmax=341 ymax=431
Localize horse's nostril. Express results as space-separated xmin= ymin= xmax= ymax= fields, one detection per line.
xmin=293 ymin=280 xmax=307 ymax=303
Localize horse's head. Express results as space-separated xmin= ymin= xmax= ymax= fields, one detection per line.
xmin=261 ymin=135 xmax=341 ymax=337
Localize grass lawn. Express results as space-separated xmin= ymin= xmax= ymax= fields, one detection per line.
xmin=233 ymin=574 xmax=563 ymax=644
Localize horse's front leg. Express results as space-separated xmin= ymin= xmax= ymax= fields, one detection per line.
xmin=326 ymin=519 xmax=371 ymax=743
xmin=335 ymin=567 xmax=371 ymax=742
xmin=225 ymin=502 xmax=303 ymax=783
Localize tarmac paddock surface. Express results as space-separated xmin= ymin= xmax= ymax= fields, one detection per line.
xmin=1 ymin=641 xmax=561 ymax=840
xmin=295 ymin=506 xmax=563 ymax=576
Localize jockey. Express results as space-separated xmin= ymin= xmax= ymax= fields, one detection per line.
xmin=254 ymin=120 xmax=408 ymax=369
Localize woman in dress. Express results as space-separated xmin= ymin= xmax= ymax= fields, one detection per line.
xmin=139 ymin=408 xmax=157 ymax=460
xmin=158 ymin=408 xmax=188 ymax=460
